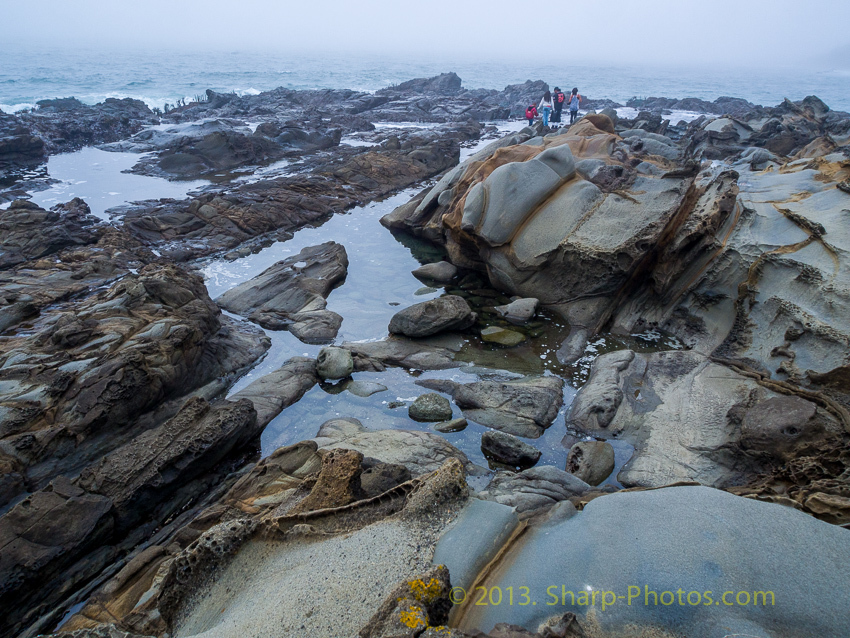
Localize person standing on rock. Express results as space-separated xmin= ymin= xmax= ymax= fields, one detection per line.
xmin=568 ymin=87 xmax=582 ymax=124
xmin=552 ymin=87 xmax=566 ymax=124
xmin=525 ymin=103 xmax=538 ymax=125
xmin=538 ymin=90 xmax=554 ymax=127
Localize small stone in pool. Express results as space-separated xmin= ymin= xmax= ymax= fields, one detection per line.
xmin=481 ymin=326 xmax=526 ymax=346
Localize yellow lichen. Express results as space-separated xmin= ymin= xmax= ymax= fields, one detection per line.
xmin=399 ymin=603 xmax=427 ymax=629
xmin=408 ymin=577 xmax=442 ymax=603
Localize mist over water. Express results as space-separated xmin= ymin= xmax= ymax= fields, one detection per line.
xmin=2 ymin=45 xmax=849 ymax=114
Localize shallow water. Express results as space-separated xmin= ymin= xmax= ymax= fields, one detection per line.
xmin=198 ymin=125 xmax=694 ymax=479
xmin=25 ymin=147 xmax=209 ymax=219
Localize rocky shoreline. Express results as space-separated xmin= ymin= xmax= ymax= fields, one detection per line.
xmin=1 ymin=73 xmax=849 ymax=638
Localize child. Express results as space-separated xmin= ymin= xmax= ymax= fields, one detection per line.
xmin=525 ymin=104 xmax=538 ymax=125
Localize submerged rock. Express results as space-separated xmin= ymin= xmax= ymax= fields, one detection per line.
xmin=434 ymin=417 xmax=468 ymax=433
xmin=480 ymin=325 xmax=526 ymax=346
xmin=493 ymin=297 xmax=538 ymax=325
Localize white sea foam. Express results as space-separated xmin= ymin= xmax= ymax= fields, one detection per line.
xmin=0 ymin=102 xmax=36 ymax=113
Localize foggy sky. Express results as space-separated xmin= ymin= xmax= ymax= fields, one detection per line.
xmin=3 ymin=0 xmax=848 ymax=69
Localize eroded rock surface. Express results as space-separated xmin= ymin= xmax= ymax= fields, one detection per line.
xmin=217 ymin=241 xmax=348 ymax=342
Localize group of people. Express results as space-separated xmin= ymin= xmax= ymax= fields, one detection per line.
xmin=525 ymin=87 xmax=581 ymax=128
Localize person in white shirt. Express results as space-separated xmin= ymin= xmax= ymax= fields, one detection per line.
xmin=538 ymin=90 xmax=554 ymax=127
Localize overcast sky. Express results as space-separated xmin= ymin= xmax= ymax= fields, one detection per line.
xmin=3 ymin=0 xmax=849 ymax=69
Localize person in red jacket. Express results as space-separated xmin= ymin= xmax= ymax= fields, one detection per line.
xmin=525 ymin=104 xmax=538 ymax=125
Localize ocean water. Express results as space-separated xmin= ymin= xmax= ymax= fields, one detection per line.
xmin=2 ymin=45 xmax=849 ymax=114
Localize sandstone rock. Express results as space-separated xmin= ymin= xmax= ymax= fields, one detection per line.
xmin=417 ymin=376 xmax=564 ymax=438
xmin=359 ymin=566 xmax=452 ymax=638
xmin=0 ymin=111 xmax=45 ymax=169
xmin=342 ymin=336 xmax=460 ymax=371
xmin=216 ymin=242 xmax=348 ymax=342
xmin=456 ymin=486 xmax=850 ymax=638
xmin=360 ymin=460 xmax=411 ymax=497
xmin=0 ymin=263 xmax=268 ymax=505
xmin=566 ymin=441 xmax=616 ymax=486
xmin=567 ymin=349 xmax=843 ymax=488
xmin=481 ymin=431 xmax=541 ymax=469
xmin=411 ymin=260 xmax=458 ymax=282
xmin=477 ymin=466 xmax=590 ymax=519
xmin=409 ymin=393 xmax=454 ymax=422
xmin=77 ymin=397 xmax=258 ymax=530
xmin=18 ymin=97 xmax=157 ymax=154
xmin=313 ymin=417 xmax=474 ymax=476
xmin=388 ymin=295 xmax=476 ymax=338
xmin=461 ymin=144 xmax=576 ymax=246
xmin=290 ymin=448 xmax=364 ymax=514
xmin=316 ymin=346 xmax=355 ymax=380
xmin=346 ymin=380 xmax=388 ymax=397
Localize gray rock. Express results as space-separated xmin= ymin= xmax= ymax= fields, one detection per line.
xmin=412 ymin=261 xmax=458 ymax=283
xmin=316 ymin=346 xmax=354 ymax=380
xmin=342 ymin=336 xmax=460 ymax=371
xmin=409 ymin=393 xmax=454 ymax=422
xmin=418 ymin=376 xmax=564 ymax=438
xmin=229 ymin=357 xmax=318 ymax=427
xmin=434 ymin=417 xmax=468 ymax=433
xmin=216 ymin=242 xmax=348 ymax=342
xmin=477 ymin=465 xmax=590 ymax=519
xmin=481 ymin=431 xmax=541 ymax=469
xmin=567 ymin=349 xmax=843 ymax=488
xmin=359 ymin=461 xmax=411 ymax=497
xmin=566 ymin=440 xmax=616 ymax=486
xmin=388 ymin=295 xmax=476 ymax=338
xmin=431 ymin=498 xmax=519 ymax=593
xmin=493 ymin=298 xmax=538 ymax=325
xmin=457 ymin=486 xmax=850 ymax=638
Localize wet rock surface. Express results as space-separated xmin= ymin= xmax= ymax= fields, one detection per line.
xmin=388 ymin=294 xmax=476 ymax=338
xmin=417 ymin=376 xmax=564 ymax=438
xmin=480 ymin=430 xmax=542 ymax=469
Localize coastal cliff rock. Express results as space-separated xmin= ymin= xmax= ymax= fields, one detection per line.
xmin=0 ymin=198 xmax=101 ymax=269
xmin=0 ymin=263 xmax=268 ymax=506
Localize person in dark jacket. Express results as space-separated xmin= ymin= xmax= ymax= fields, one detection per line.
xmin=525 ymin=104 xmax=538 ymax=125
xmin=552 ymin=87 xmax=566 ymax=124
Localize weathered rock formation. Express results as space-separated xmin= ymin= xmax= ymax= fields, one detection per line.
xmin=216 ymin=241 xmax=348 ymax=342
